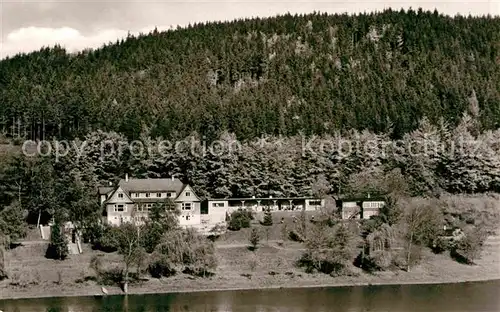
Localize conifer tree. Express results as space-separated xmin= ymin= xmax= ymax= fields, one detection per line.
xmin=262 ymin=209 xmax=273 ymax=226
xmin=46 ymin=219 xmax=69 ymax=260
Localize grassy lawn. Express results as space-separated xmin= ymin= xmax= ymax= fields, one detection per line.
xmin=1 ymin=207 xmax=499 ymax=300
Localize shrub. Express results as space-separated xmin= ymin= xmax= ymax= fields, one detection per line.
xmin=431 ymin=236 xmax=451 ymax=254
xmin=356 ymin=250 xmax=393 ymax=272
xmin=450 ymin=228 xmax=487 ymax=264
xmin=392 ymin=246 xmax=422 ymax=270
xmin=182 ymin=231 xmax=218 ymax=277
xmin=288 ymin=229 xmax=305 ymax=242
xmin=0 ymin=267 xmax=7 ymax=281
xmin=148 ymin=254 xmax=177 ymax=278
xmin=249 ymin=228 xmax=260 ymax=251
xmin=151 ymin=228 xmax=217 ymax=278
xmin=261 ymin=210 xmax=273 ymax=226
xmin=99 ymin=267 xmax=127 ymax=286
xmin=45 ymin=222 xmax=68 ymax=260
xmin=228 ymin=210 xmax=252 ymax=231
xmin=207 ymin=223 xmax=226 ymax=241
xmin=92 ymin=225 xmax=120 ymax=252
xmin=0 ymin=245 xmax=7 ymax=281
xmin=298 ymin=224 xmax=359 ymax=276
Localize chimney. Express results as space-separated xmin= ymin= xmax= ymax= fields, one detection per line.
xmin=269 ymin=195 xmax=272 ymax=199
xmin=125 ymin=173 xmax=129 ymax=182
xmin=108 ymin=181 xmax=112 ymax=186
xmin=367 ymin=193 xmax=370 ymax=199
xmin=171 ymin=175 xmax=175 ymax=181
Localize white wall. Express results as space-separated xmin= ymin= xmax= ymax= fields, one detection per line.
xmin=305 ymin=199 xmax=325 ymax=211
xmin=208 ymin=200 xmax=229 ymax=224
xmin=106 ymin=187 xmax=134 ymax=226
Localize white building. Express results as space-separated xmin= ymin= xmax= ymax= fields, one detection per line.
xmin=203 ymin=196 xmax=325 ymax=221
xmin=339 ymin=196 xmax=385 ymax=220
xmin=99 ymin=175 xmax=201 ymax=227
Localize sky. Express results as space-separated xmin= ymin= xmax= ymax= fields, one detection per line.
xmin=1 ymin=0 xmax=499 ymax=59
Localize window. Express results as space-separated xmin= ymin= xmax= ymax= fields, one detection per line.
xmin=213 ymin=202 xmax=225 ymax=207
xmin=185 ymin=192 xmax=191 ymax=197
xmin=114 ymin=204 xmax=125 ymax=212
xmin=156 ymin=193 xmax=162 ymax=198
xmin=186 ymin=215 xmax=191 ymax=221
xmin=166 ymin=192 xmax=172 ymax=197
xmin=134 ymin=193 xmax=139 ymax=198
xmin=118 ymin=193 xmax=123 ymax=199
xmin=146 ymin=193 xmax=151 ymax=198
xmin=182 ymin=203 xmax=192 ymax=210
xmin=146 ymin=204 xmax=152 ymax=211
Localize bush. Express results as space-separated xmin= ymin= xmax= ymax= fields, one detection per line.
xmin=228 ymin=210 xmax=252 ymax=231
xmin=45 ymin=223 xmax=68 ymax=260
xmin=356 ymin=250 xmax=394 ymax=272
xmin=148 ymin=254 xmax=177 ymax=278
xmin=151 ymin=228 xmax=217 ymax=278
xmin=298 ymin=224 xmax=359 ymax=276
xmin=207 ymin=223 xmax=226 ymax=241
xmin=249 ymin=228 xmax=260 ymax=251
xmin=450 ymin=228 xmax=487 ymax=264
xmin=431 ymin=237 xmax=451 ymax=254
xmin=261 ymin=210 xmax=273 ymax=226
xmin=392 ymin=246 xmax=422 ymax=270
xmin=0 ymin=268 xmax=7 ymax=281
xmin=288 ymin=229 xmax=305 ymax=242
xmin=0 ymin=245 xmax=7 ymax=281
xmin=92 ymin=225 xmax=120 ymax=252
xmin=182 ymin=231 xmax=218 ymax=277
xmin=99 ymin=267 xmax=127 ymax=286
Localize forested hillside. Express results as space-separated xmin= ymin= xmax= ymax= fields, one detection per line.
xmin=1 ymin=9 xmax=499 ymax=140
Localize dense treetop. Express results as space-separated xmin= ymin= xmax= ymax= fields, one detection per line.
xmin=1 ymin=9 xmax=499 ymax=140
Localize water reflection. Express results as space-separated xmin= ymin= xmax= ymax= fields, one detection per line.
xmin=0 ymin=280 xmax=499 ymax=312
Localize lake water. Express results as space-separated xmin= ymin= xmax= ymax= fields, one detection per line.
xmin=1 ymin=280 xmax=499 ymax=312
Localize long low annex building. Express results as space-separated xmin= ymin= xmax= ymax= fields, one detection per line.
xmin=203 ymin=196 xmax=325 ymax=224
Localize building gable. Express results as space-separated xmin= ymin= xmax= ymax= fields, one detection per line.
xmin=106 ymin=186 xmax=134 ymax=204
xmin=175 ymin=185 xmax=200 ymax=202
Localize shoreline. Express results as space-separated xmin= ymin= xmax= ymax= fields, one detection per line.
xmin=2 ymin=270 xmax=500 ymax=301
xmin=2 ymin=223 xmax=499 ymax=302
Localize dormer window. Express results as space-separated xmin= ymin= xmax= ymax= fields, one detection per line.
xmin=146 ymin=193 xmax=151 ymax=198
xmin=166 ymin=192 xmax=172 ymax=197
xmin=118 ymin=193 xmax=124 ymax=199
xmin=185 ymin=192 xmax=191 ymax=197
xmin=156 ymin=193 xmax=162 ymax=198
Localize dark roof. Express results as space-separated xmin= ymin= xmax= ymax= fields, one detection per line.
xmin=206 ymin=197 xmax=321 ymax=201
xmin=339 ymin=197 xmax=386 ymax=203
xmin=118 ymin=178 xmax=184 ymax=194
xmin=98 ymin=187 xmax=114 ymax=195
